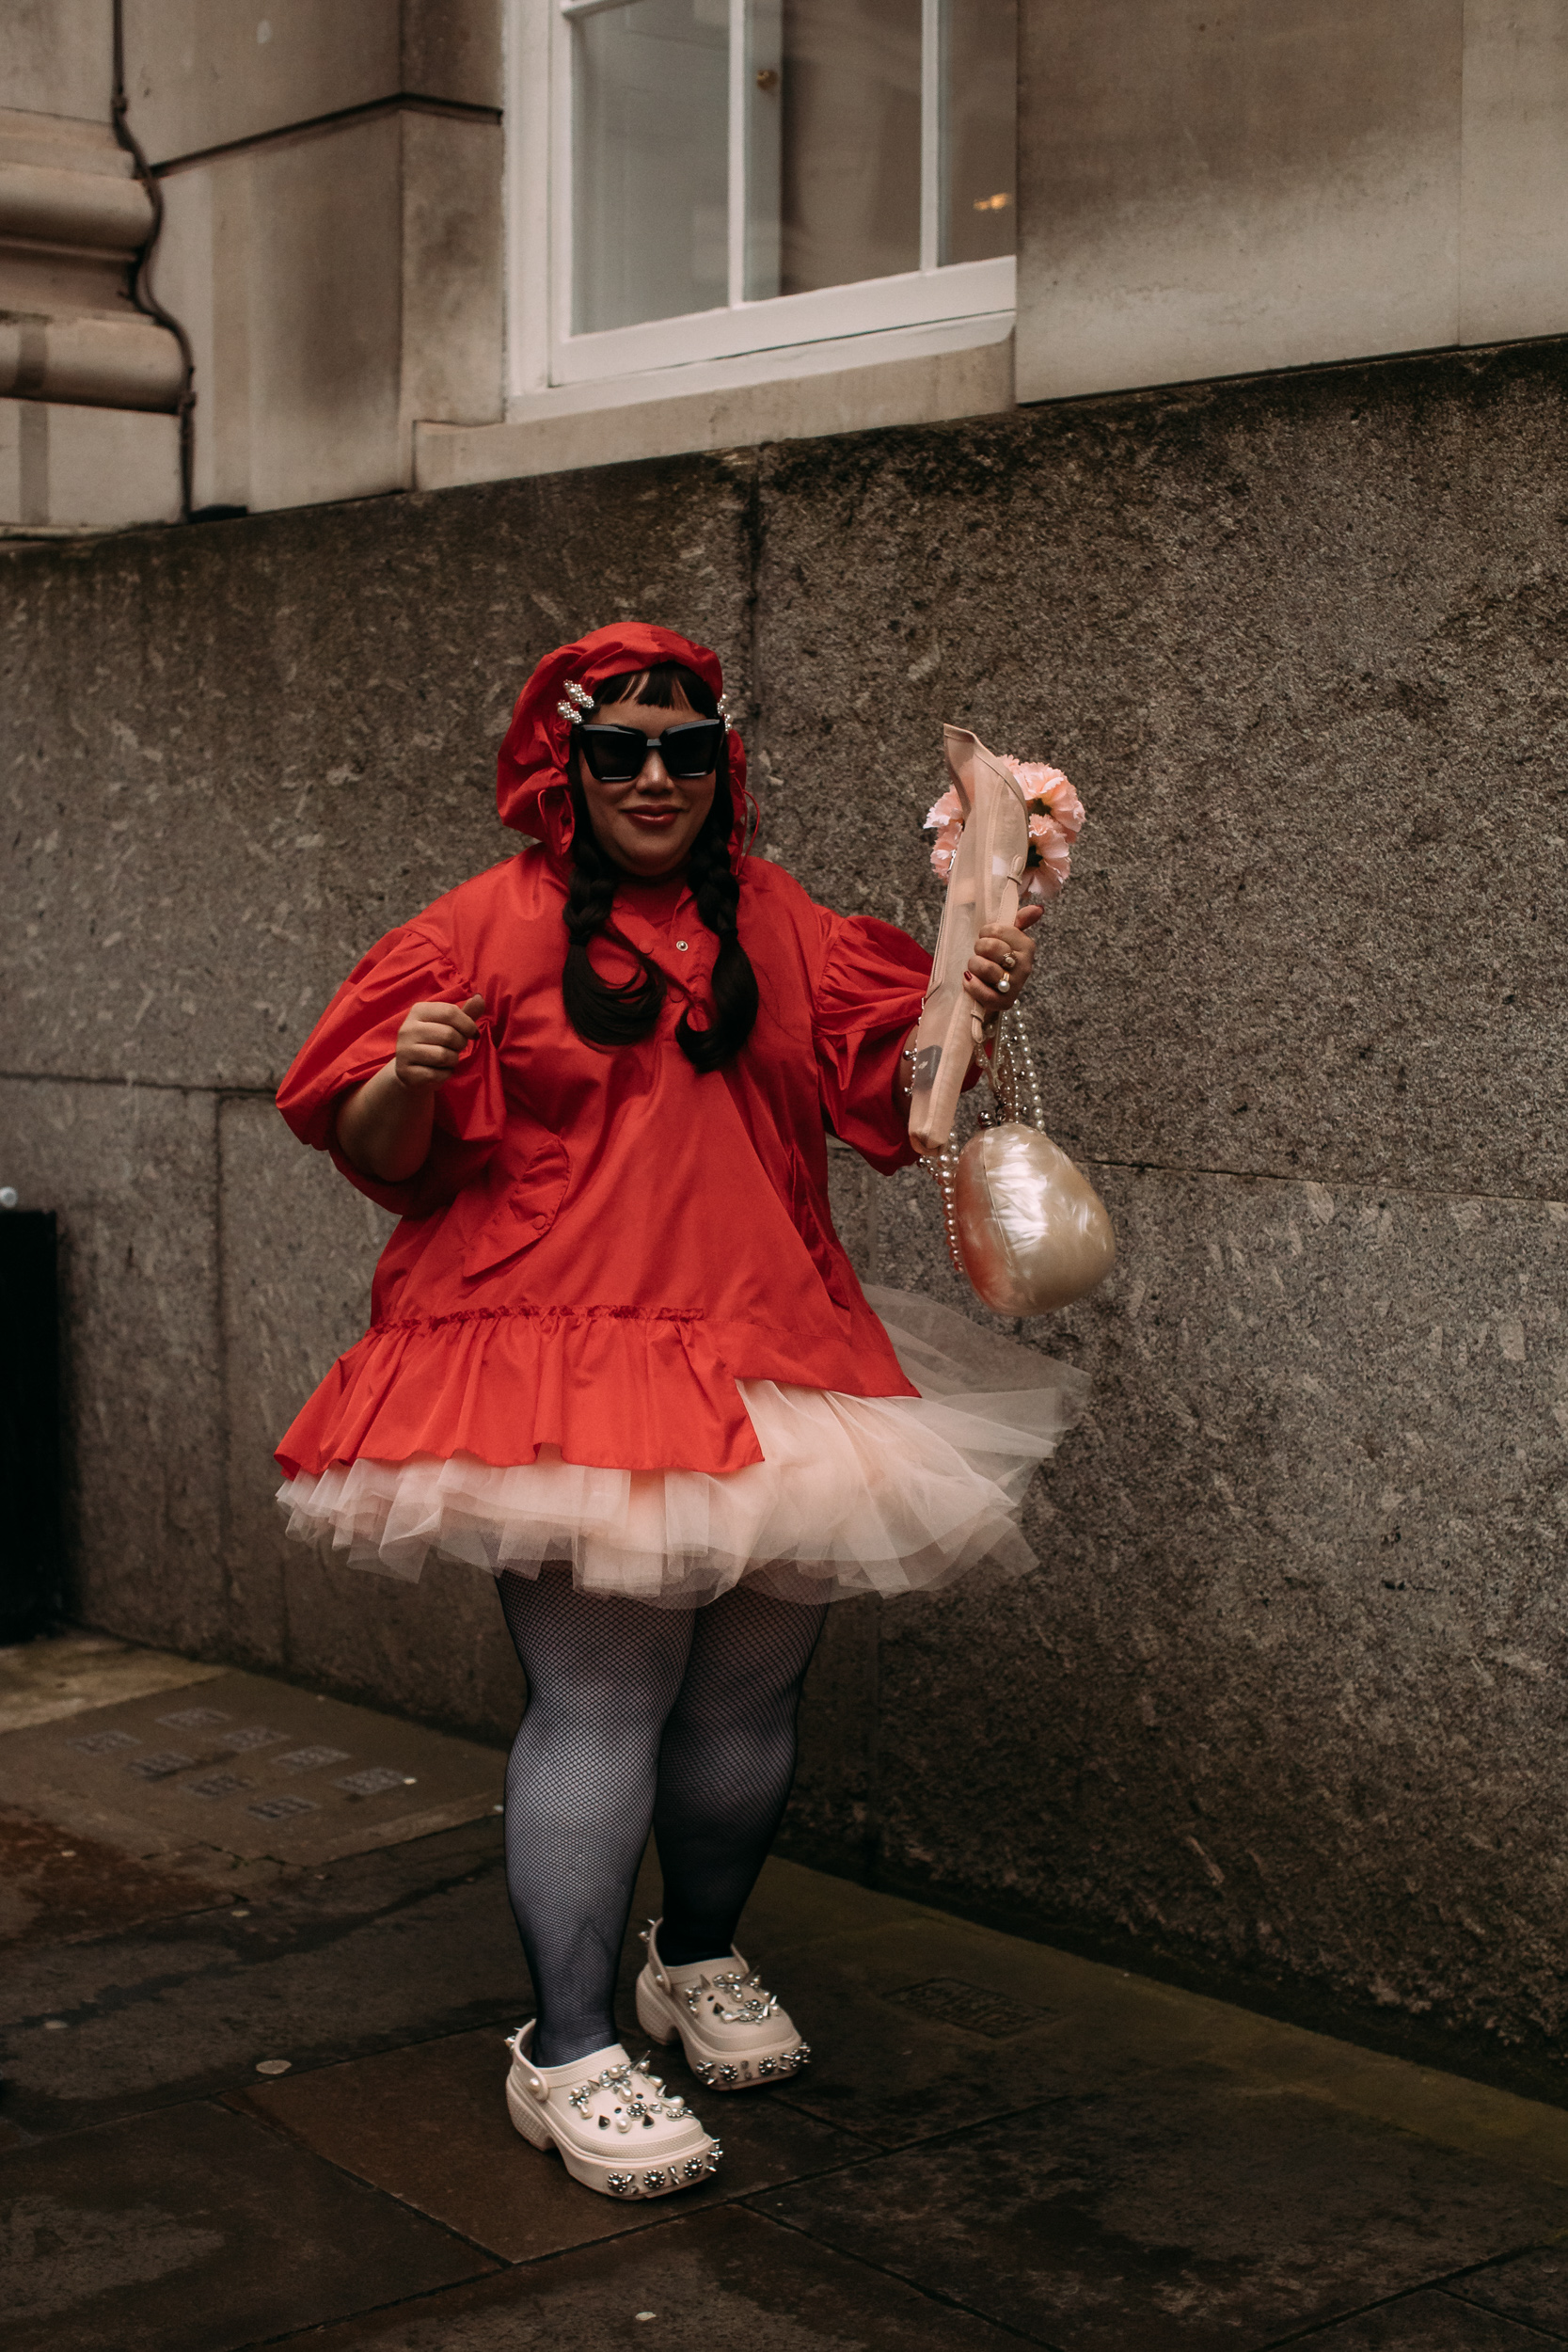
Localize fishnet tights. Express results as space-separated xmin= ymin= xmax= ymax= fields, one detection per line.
xmin=498 ymin=1570 xmax=826 ymax=2067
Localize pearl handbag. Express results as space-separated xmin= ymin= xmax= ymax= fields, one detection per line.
xmin=931 ymin=1009 xmax=1116 ymax=1316
xmin=910 ymin=724 xmax=1115 ymax=1317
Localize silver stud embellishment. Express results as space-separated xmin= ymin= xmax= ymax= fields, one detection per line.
xmin=688 ymin=1963 xmax=781 ymax=2026
xmin=607 ymin=2171 xmax=633 ymax=2195
xmin=566 ymin=2055 xmax=688 ymax=2131
xmin=642 ymin=2169 xmax=665 ymax=2192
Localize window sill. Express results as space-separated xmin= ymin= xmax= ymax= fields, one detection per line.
xmin=414 ymin=311 xmax=1013 ymax=492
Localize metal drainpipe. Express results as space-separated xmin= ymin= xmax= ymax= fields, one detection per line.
xmin=110 ymin=0 xmax=196 ymax=521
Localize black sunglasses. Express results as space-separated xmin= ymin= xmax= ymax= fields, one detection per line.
xmin=577 ymin=719 xmax=724 ymax=785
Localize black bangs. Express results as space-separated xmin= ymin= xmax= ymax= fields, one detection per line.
xmin=591 ymin=663 xmax=719 ymax=719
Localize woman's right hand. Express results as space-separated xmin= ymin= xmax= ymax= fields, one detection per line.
xmin=393 ymin=996 xmax=485 ymax=1089
xmin=336 ymin=994 xmax=485 ymax=1182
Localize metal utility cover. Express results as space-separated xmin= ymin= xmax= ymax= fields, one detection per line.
xmin=0 ymin=1668 xmax=503 ymax=1879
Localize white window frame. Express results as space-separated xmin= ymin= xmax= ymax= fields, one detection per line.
xmin=504 ymin=0 xmax=1016 ymax=406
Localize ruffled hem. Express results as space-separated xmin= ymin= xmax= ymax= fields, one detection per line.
xmin=275 ymin=1304 xmax=769 ymax=1479
xmin=276 ymin=1289 xmax=1087 ymax=1607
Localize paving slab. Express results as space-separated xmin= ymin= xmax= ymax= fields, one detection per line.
xmin=0 ymin=1806 xmax=225 ymax=1947
xmin=0 ymin=1817 xmax=523 ymax=2137
xmin=8 ymin=1653 xmax=1568 ymax=2348
xmin=755 ymin=2065 xmax=1568 ymax=2352
xmin=1302 ymin=2288 xmax=1568 ymax=2347
xmin=268 ymin=2201 xmax=1021 ymax=2349
xmin=752 ymin=1903 xmax=1157 ymax=2150
xmin=1449 ymin=2243 xmax=1568 ymax=2334
xmin=0 ymin=2097 xmax=494 ymax=2352
xmin=749 ymin=1861 xmax=1568 ymax=2187
xmin=230 ymin=2019 xmax=870 ymax=2264
xmin=0 ymin=1631 xmax=224 ymax=1733
xmin=0 ymin=1665 xmax=503 ymax=1881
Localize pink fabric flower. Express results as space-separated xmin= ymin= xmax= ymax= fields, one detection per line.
xmin=1024 ymin=812 xmax=1072 ymax=899
xmin=1004 ymin=755 xmax=1082 ymax=898
xmin=924 ymin=787 xmax=965 ymax=885
xmin=923 ymin=763 xmax=1084 ymax=897
xmin=1002 ymin=757 xmax=1084 ymax=842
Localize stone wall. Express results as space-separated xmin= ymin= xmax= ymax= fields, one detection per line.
xmin=5 ymin=335 xmax=1568 ymax=2088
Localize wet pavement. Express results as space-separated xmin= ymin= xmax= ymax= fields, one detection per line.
xmin=3 ymin=1632 xmax=1567 ymax=2350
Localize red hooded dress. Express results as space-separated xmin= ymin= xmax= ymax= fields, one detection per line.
xmin=274 ymin=626 xmax=1083 ymax=1606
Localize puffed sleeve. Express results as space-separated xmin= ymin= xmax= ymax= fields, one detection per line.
xmin=276 ymin=924 xmax=505 ymax=1216
xmin=813 ymin=913 xmax=931 ymax=1172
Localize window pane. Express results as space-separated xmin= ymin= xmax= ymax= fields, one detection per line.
xmin=572 ymin=0 xmax=729 ymax=335
xmin=775 ymin=0 xmax=921 ymax=296
xmin=941 ymin=0 xmax=1016 ymax=265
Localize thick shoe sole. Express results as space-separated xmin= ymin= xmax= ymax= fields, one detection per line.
xmin=635 ymin=1967 xmax=807 ymax=2090
xmin=505 ymin=2070 xmax=710 ymax=2201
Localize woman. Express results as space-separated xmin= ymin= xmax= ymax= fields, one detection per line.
xmin=274 ymin=623 xmax=1080 ymax=2203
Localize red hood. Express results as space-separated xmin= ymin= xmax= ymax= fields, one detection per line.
xmin=496 ymin=622 xmax=752 ymax=874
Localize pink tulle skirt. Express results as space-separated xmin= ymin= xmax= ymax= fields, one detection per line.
xmin=276 ymin=1287 xmax=1085 ymax=1608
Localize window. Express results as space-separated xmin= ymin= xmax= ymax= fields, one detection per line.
xmin=510 ymin=0 xmax=1016 ymax=397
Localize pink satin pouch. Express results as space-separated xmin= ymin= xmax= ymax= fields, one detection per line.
xmin=908 ymin=725 xmax=1029 ymax=1157
xmin=910 ymin=723 xmax=1116 ymax=1318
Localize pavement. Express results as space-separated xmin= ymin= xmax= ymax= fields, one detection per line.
xmin=3 ymin=1631 xmax=1567 ymax=2351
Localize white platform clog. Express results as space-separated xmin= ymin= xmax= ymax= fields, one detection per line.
xmin=634 ymin=1917 xmax=810 ymax=2090
xmin=503 ymin=2021 xmax=721 ymax=2199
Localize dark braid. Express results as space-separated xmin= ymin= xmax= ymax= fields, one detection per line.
xmin=561 ymin=803 xmax=666 ymax=1047
xmin=560 ymin=664 xmax=759 ymax=1071
xmin=675 ymin=799 xmax=758 ymax=1073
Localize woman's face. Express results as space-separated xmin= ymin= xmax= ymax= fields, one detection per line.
xmin=576 ymin=686 xmax=720 ymax=878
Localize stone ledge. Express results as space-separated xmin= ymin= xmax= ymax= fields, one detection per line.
xmin=415 ymin=315 xmax=1015 ymax=489
xmin=0 ymin=398 xmax=181 ymax=528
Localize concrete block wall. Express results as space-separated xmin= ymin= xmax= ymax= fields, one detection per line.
xmin=5 ymin=335 xmax=1568 ymax=2086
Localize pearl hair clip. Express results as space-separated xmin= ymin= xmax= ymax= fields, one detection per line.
xmin=557 ymin=679 xmax=733 ymax=730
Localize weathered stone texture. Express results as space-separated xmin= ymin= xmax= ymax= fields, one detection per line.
xmin=6 ymin=338 xmax=1568 ymax=2070
xmin=0 ymin=459 xmax=752 ymax=1091
xmin=755 ymin=346 xmax=1568 ymax=1201
xmin=221 ymin=1096 xmax=522 ymax=1742
xmin=0 ymin=1077 xmax=223 ymax=1652
xmin=864 ymin=1162 xmax=1568 ymax=2067
xmin=217 ymin=1095 xmax=390 ymax=1665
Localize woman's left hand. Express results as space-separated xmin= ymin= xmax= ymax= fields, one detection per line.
xmin=963 ymin=901 xmax=1043 ymax=1016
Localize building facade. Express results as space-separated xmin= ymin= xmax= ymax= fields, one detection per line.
xmin=5 ymin=2 xmax=1568 ymax=2093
